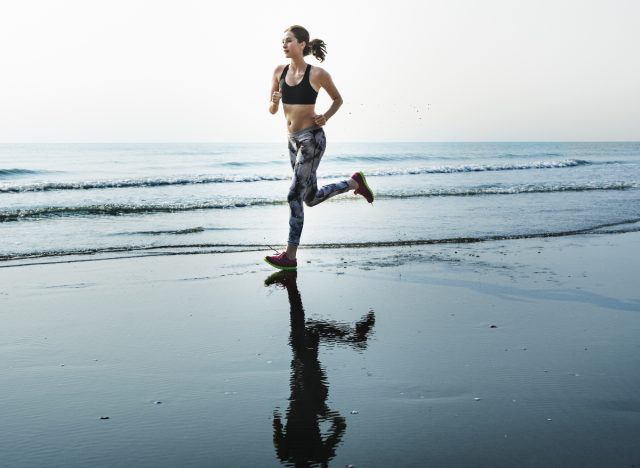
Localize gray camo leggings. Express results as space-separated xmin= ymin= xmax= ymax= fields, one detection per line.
xmin=287 ymin=126 xmax=350 ymax=246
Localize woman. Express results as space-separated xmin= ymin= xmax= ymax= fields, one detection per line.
xmin=265 ymin=25 xmax=374 ymax=271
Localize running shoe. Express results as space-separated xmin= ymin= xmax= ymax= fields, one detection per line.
xmin=264 ymin=251 xmax=298 ymax=271
xmin=351 ymin=171 xmax=374 ymax=204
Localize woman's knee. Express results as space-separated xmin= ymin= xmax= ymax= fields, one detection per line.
xmin=304 ymin=197 xmax=319 ymax=207
xmin=288 ymin=191 xmax=303 ymax=206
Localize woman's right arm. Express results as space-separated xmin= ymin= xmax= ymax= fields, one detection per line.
xmin=268 ymin=66 xmax=282 ymax=115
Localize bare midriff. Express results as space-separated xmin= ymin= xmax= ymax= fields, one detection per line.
xmin=284 ymin=104 xmax=317 ymax=133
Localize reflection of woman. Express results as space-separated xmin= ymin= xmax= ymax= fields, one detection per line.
xmin=265 ymin=271 xmax=375 ymax=466
xmin=265 ymin=25 xmax=374 ymax=271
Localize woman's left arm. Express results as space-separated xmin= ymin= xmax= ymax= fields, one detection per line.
xmin=313 ymin=69 xmax=343 ymax=126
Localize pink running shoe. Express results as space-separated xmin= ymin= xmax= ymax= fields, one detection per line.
xmin=264 ymin=251 xmax=298 ymax=271
xmin=351 ymin=171 xmax=374 ymax=204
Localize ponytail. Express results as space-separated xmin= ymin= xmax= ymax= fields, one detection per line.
xmin=308 ymin=39 xmax=327 ymax=62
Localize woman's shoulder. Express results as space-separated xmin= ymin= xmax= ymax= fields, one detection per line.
xmin=273 ymin=64 xmax=287 ymax=76
xmin=309 ymin=65 xmax=330 ymax=78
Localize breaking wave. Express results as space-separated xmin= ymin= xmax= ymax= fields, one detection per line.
xmin=1 ymin=181 xmax=635 ymax=222
xmin=0 ymin=199 xmax=285 ymax=222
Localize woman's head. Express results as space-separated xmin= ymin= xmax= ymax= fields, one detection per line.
xmin=284 ymin=25 xmax=327 ymax=62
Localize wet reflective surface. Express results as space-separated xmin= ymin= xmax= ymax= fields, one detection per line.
xmin=265 ymin=271 xmax=375 ymax=467
xmin=2 ymin=237 xmax=640 ymax=467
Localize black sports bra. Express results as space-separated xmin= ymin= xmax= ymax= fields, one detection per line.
xmin=279 ymin=64 xmax=318 ymax=105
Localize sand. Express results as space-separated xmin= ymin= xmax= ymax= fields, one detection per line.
xmin=1 ymin=232 xmax=639 ymax=467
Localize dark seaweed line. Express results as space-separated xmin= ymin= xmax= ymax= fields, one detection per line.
xmin=2 ymin=218 xmax=638 ymax=267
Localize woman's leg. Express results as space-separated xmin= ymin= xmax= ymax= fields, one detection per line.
xmin=302 ymin=129 xmax=352 ymax=207
xmin=286 ymin=130 xmax=319 ymax=251
xmin=284 ymin=128 xmax=358 ymax=259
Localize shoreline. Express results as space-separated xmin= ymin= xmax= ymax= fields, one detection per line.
xmin=2 ymin=219 xmax=639 ymax=269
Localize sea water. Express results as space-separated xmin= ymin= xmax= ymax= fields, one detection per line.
xmin=1 ymin=141 xmax=639 ymax=262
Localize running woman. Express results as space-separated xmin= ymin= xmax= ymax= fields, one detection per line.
xmin=265 ymin=25 xmax=374 ymax=271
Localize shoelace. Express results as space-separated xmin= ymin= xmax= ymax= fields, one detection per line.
xmin=266 ymin=244 xmax=280 ymax=255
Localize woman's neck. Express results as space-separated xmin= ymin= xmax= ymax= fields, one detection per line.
xmin=289 ymin=57 xmax=307 ymax=72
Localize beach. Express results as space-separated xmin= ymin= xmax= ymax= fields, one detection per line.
xmin=2 ymin=231 xmax=639 ymax=467
xmin=4 ymin=0 xmax=640 ymax=464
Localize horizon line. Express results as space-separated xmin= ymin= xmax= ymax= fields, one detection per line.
xmin=1 ymin=140 xmax=639 ymax=145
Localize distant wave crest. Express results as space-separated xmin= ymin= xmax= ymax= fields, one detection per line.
xmin=366 ymin=159 xmax=590 ymax=176
xmin=0 ymin=159 xmax=593 ymax=193
xmin=0 ymin=168 xmax=47 ymax=178
xmin=0 ymin=174 xmax=290 ymax=193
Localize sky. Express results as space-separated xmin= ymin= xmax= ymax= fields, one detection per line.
xmin=1 ymin=0 xmax=639 ymax=143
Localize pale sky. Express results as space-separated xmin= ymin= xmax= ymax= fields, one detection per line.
xmin=1 ymin=0 xmax=638 ymax=143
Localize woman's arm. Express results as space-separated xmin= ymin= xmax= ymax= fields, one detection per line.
xmin=269 ymin=66 xmax=283 ymax=115
xmin=312 ymin=68 xmax=343 ymax=126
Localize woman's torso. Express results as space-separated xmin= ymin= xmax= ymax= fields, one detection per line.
xmin=278 ymin=64 xmax=320 ymax=133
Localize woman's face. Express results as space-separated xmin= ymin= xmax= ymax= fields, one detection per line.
xmin=282 ymin=31 xmax=305 ymax=58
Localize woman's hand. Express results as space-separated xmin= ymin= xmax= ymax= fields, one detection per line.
xmin=271 ymin=91 xmax=282 ymax=104
xmin=313 ymin=114 xmax=327 ymax=126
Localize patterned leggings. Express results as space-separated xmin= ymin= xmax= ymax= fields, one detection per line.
xmin=287 ymin=126 xmax=350 ymax=246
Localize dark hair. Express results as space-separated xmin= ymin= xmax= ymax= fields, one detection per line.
xmin=285 ymin=25 xmax=327 ymax=62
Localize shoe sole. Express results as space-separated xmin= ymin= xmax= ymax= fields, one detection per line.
xmin=356 ymin=171 xmax=374 ymax=203
xmin=264 ymin=257 xmax=297 ymax=271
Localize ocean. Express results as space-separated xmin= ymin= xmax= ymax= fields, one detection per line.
xmin=1 ymin=141 xmax=639 ymax=263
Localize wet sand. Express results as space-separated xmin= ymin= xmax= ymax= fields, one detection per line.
xmin=1 ymin=232 xmax=639 ymax=467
